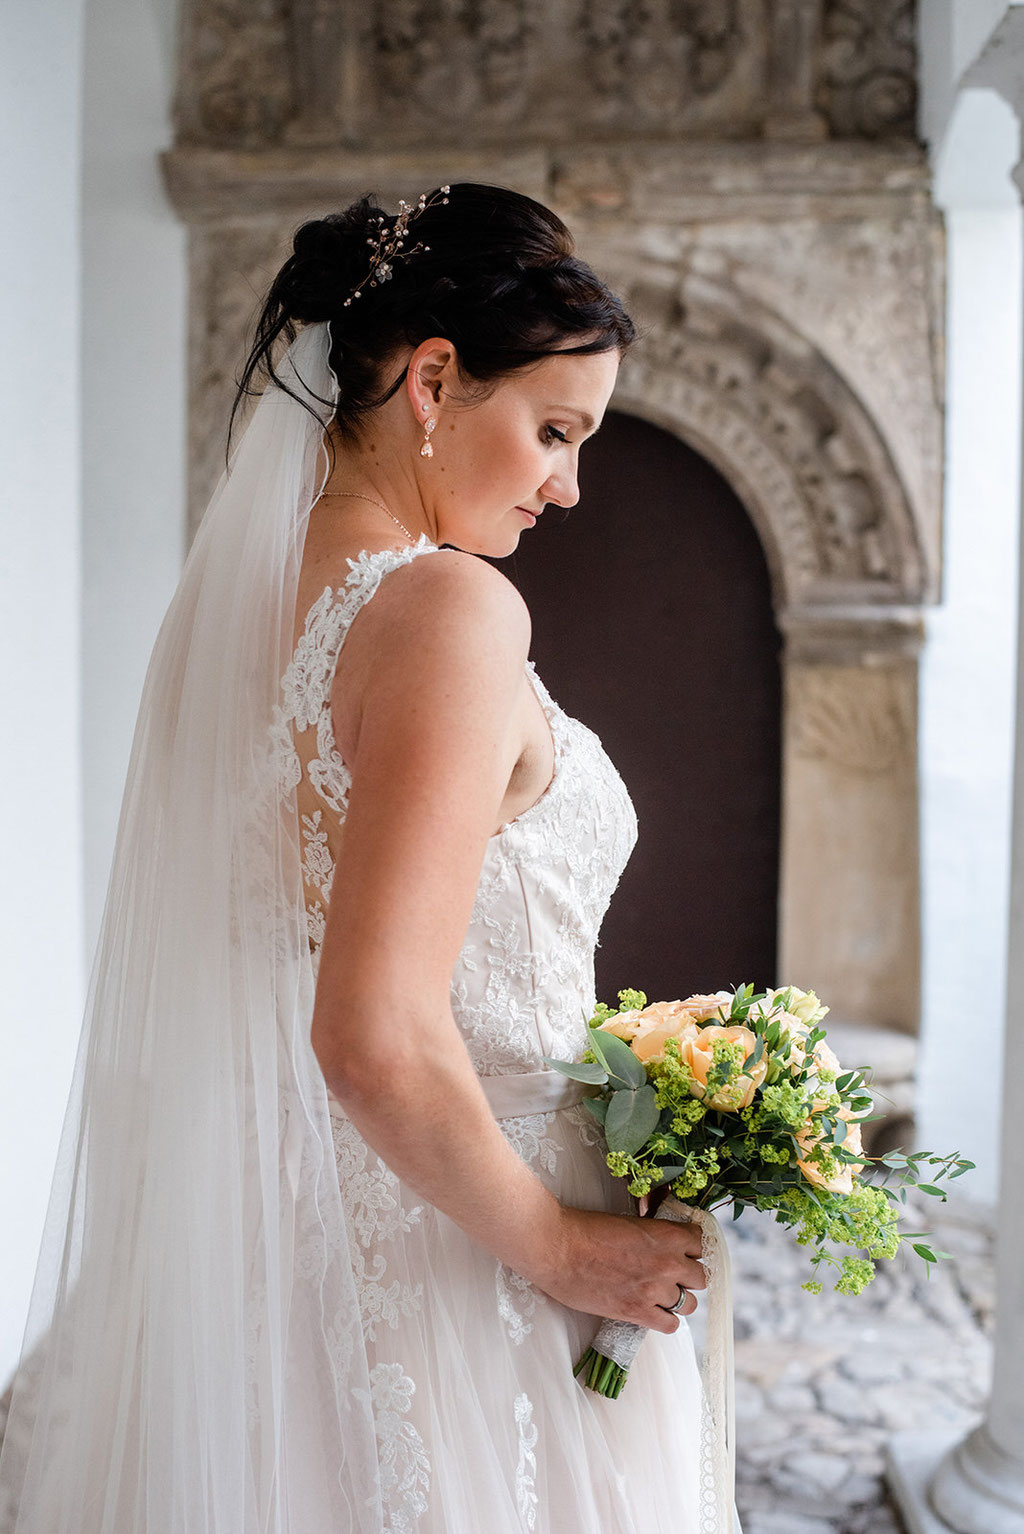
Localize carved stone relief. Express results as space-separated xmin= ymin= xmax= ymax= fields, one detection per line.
xmin=611 ymin=260 xmax=924 ymax=609
xmin=186 ymin=221 xmax=293 ymax=528
xmin=780 ymin=656 xmax=921 ymax=1030
xmin=821 ymin=0 xmax=917 ymax=140
xmin=709 ymin=215 xmax=943 ymax=586
xmin=174 ymin=0 xmax=918 ymax=149
xmin=176 ymin=0 xmax=292 ymax=149
xmin=790 ymin=664 xmax=913 ymax=773
xmin=369 ymin=0 xmax=536 ymax=131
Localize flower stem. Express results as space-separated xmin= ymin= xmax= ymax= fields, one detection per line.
xmin=573 ymin=1346 xmax=629 ymax=1398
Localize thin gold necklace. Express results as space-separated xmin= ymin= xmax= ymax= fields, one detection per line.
xmin=318 ymin=488 xmax=417 ymax=545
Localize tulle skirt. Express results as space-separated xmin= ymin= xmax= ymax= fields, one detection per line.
xmin=328 ymin=1096 xmax=706 ymax=1533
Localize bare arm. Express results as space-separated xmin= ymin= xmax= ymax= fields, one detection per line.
xmin=311 ymin=552 xmax=704 ymax=1327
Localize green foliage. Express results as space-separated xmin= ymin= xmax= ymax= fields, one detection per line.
xmin=586 ymin=1027 xmax=647 ymax=1091
xmin=604 ymin=1084 xmax=661 ymax=1157
xmin=547 ymin=982 xmax=974 ymax=1296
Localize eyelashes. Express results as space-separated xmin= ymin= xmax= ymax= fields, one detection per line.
xmin=543 ymin=425 xmax=570 ymax=445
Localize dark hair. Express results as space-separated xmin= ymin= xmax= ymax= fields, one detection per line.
xmin=231 ymin=182 xmax=636 ymax=449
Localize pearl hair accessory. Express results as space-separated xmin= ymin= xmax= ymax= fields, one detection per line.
xmin=342 ymin=186 xmax=451 ymax=308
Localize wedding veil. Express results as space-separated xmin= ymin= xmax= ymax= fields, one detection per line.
xmin=0 ymin=324 xmax=385 ymax=1532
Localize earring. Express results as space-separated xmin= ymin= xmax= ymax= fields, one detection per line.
xmin=420 ymin=414 xmax=437 ymax=458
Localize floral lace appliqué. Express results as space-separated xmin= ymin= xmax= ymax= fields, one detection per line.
xmin=498 ymin=1113 xmax=561 ymax=1174
xmin=359 ymin=1362 xmax=431 ymax=1533
xmin=330 ymin=1109 xmax=424 ymax=1341
xmin=514 ymin=1391 xmax=539 ymax=1531
xmin=496 ymin=1263 xmax=546 ymax=1346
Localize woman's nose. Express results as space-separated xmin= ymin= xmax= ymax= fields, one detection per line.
xmin=544 ymin=464 xmax=580 ymax=509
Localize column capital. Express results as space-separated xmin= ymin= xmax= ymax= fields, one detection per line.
xmin=778 ymin=604 xmax=925 ymax=665
xmin=962 ymin=8 xmax=1024 ymax=190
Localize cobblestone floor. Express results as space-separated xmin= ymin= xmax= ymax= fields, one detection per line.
xmin=698 ymin=1192 xmax=995 ymax=1534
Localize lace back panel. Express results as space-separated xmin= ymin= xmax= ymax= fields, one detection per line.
xmin=273 ymin=536 xmax=639 ymax=1076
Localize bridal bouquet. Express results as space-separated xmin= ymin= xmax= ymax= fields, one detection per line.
xmin=545 ymin=984 xmax=973 ymax=1398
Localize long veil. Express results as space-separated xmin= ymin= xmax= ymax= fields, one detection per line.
xmin=0 ymin=324 xmax=384 ymax=1532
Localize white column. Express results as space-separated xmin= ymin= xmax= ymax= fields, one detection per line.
xmin=916 ymin=92 xmax=1022 ymax=1204
xmin=0 ymin=0 xmax=87 ymax=1382
xmin=81 ymin=0 xmax=187 ymax=955
xmin=888 ymin=9 xmax=1024 ymax=1530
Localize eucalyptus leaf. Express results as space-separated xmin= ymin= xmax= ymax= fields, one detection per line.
xmin=587 ymin=1027 xmax=647 ymax=1090
xmin=583 ymin=1096 xmax=609 ymax=1125
xmin=541 ymin=1057 xmax=609 ymax=1085
xmin=604 ymin=1083 xmax=661 ymax=1156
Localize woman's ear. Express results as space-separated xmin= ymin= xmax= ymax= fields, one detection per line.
xmin=406 ymin=336 xmax=457 ymax=419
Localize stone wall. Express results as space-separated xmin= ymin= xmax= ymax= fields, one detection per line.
xmin=163 ymin=1 xmax=940 ymax=1040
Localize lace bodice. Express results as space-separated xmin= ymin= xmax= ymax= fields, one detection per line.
xmin=272 ymin=536 xmax=638 ymax=1074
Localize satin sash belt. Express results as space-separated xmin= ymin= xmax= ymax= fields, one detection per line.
xmin=478 ymin=1070 xmax=590 ymax=1120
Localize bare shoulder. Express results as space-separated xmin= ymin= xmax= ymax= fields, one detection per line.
xmin=347 ymin=548 xmax=532 ymax=664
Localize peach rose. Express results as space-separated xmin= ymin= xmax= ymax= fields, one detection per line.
xmin=795 ymin=1104 xmax=866 ymax=1194
xmin=596 ymin=1008 xmax=646 ymax=1041
xmin=758 ymin=1010 xmax=841 ymax=1081
xmin=630 ymin=1009 xmax=702 ymax=1063
xmin=678 ymin=1024 xmax=768 ymax=1111
xmin=599 ymin=1000 xmax=701 ymax=1062
xmin=679 ymin=991 xmax=734 ymax=1025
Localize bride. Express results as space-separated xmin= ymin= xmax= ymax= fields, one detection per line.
xmin=0 ymin=183 xmax=722 ymax=1532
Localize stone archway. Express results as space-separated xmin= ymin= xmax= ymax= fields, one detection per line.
xmin=607 ymin=267 xmax=926 ymax=1032
xmin=163 ymin=2 xmax=939 ymax=1042
xmin=613 ymin=265 xmax=925 ymax=609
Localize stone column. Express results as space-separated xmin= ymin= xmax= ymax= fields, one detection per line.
xmin=888 ymin=11 xmax=1024 ymax=1530
xmin=777 ymin=606 xmax=923 ymax=1032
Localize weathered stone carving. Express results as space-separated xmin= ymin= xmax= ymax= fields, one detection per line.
xmin=285 ymin=0 xmax=348 ymax=145
xmin=176 ymin=0 xmax=292 ymax=148
xmin=790 ymin=665 xmax=912 ymax=772
xmin=821 ymin=0 xmax=917 ymax=139
xmin=612 ymin=264 xmax=923 ymax=608
xmin=370 ymin=0 xmax=535 ymax=131
xmin=765 ymin=0 xmax=828 ymax=140
xmin=576 ymin=0 xmax=747 ymax=132
xmin=174 ymin=0 xmax=918 ymax=149
xmin=186 ymin=222 xmax=293 ymax=533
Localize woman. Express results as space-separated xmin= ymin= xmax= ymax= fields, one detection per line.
xmin=0 ymin=183 xmax=716 ymax=1533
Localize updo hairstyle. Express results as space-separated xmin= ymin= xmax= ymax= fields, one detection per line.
xmin=232 ymin=182 xmax=636 ymax=445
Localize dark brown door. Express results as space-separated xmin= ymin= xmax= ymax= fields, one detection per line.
xmin=498 ymin=409 xmax=782 ymax=1005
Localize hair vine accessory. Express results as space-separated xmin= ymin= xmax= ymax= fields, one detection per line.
xmin=342 ymin=186 xmax=451 ymax=308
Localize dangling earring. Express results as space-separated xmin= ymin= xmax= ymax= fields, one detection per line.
xmin=420 ymin=413 xmax=437 ymax=458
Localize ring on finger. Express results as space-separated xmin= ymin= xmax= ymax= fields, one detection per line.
xmin=657 ymin=1283 xmax=689 ymax=1315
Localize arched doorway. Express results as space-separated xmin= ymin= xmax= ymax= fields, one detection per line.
xmin=500 ymin=409 xmax=782 ymax=1005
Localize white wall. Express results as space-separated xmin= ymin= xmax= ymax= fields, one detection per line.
xmin=917 ymin=6 xmax=1023 ymax=1201
xmin=81 ymin=0 xmax=186 ymax=955
xmin=0 ymin=0 xmax=186 ymax=1383
xmin=0 ymin=0 xmax=87 ymax=1377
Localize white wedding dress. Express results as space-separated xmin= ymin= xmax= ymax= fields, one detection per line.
xmin=277 ymin=535 xmax=710 ymax=1533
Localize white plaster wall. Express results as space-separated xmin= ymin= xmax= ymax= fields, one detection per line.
xmin=0 ymin=0 xmax=185 ymax=1384
xmin=918 ymin=0 xmax=1015 ymax=151
xmin=0 ymin=0 xmax=87 ymax=1379
xmin=81 ymin=0 xmax=186 ymax=957
xmin=916 ymin=53 xmax=1023 ymax=1198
